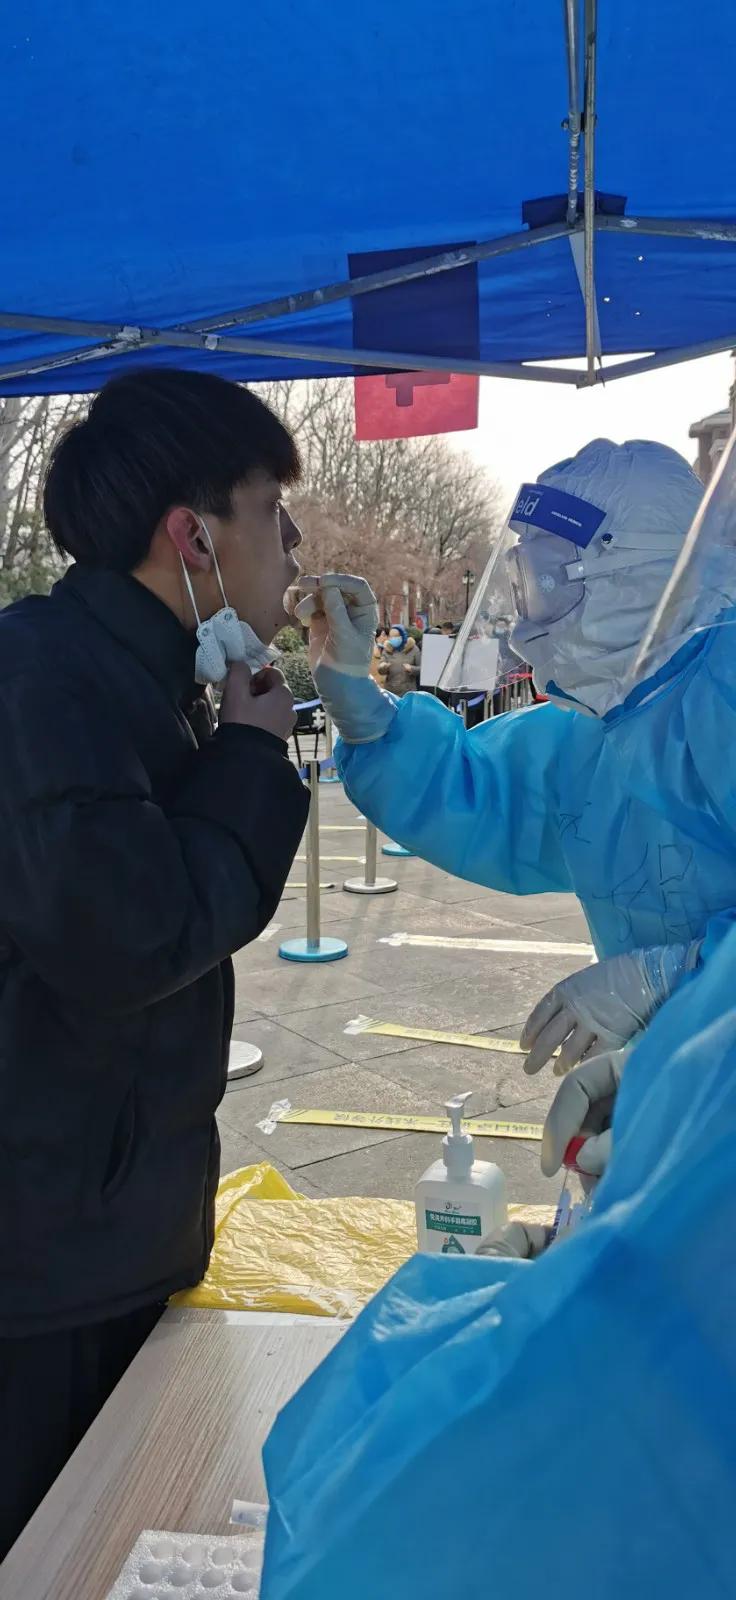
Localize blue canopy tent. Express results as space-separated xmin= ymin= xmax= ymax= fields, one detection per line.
xmin=2 ymin=0 xmax=735 ymax=395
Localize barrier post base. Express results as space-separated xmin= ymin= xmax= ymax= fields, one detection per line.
xmin=343 ymin=875 xmax=398 ymax=895
xmin=279 ymin=936 xmax=349 ymax=963
xmin=227 ymin=1042 xmax=264 ymax=1081
xmin=382 ymin=841 xmax=416 ymax=858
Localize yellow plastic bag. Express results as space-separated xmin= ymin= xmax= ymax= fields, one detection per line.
xmin=174 ymin=1163 xmax=554 ymax=1320
xmin=174 ymin=1162 xmax=416 ymax=1318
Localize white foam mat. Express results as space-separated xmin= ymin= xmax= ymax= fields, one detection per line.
xmin=105 ymin=1528 xmax=264 ymax=1598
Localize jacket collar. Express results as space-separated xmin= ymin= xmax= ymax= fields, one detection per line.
xmin=55 ymin=564 xmax=197 ymax=706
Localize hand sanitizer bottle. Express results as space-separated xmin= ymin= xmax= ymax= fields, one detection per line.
xmin=415 ymin=1092 xmax=507 ymax=1254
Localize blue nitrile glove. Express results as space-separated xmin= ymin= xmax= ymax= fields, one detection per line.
xmin=541 ymin=1046 xmax=630 ymax=1178
xmin=521 ymin=939 xmax=702 ymax=1077
xmin=296 ymin=574 xmax=397 ymax=744
xmin=476 ymin=1221 xmax=552 ymax=1259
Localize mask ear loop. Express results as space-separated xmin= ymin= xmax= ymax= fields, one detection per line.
xmin=179 ymin=515 xmax=229 ymax=627
xmin=179 ymin=554 xmax=202 ymax=628
xmin=199 ymin=515 xmax=229 ymax=609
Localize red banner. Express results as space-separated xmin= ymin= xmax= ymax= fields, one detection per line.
xmin=354 ymin=371 xmax=479 ymax=441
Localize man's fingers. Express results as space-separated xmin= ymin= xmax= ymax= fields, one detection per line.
xmin=250 ymin=665 xmax=286 ymax=695
xmin=523 ymin=1008 xmax=575 ymax=1075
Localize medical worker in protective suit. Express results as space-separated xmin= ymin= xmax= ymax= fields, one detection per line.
xmin=262 ymin=447 xmax=736 ymax=1599
xmin=294 ymin=439 xmax=736 ymax=1124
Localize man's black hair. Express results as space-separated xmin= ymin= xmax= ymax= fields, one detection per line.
xmin=44 ymin=367 xmax=301 ymax=572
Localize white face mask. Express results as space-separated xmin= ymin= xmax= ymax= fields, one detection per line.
xmin=180 ymin=517 xmax=279 ymax=686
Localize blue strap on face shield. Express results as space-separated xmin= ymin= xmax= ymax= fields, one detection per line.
xmin=512 ymin=484 xmax=606 ymax=548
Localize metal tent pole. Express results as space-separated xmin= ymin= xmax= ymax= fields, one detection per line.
xmin=582 ymin=0 xmax=599 ymax=384
xmin=0 ymin=318 xmax=583 ymax=387
xmin=1 ymin=207 xmax=734 ymax=383
xmin=598 ymin=215 xmax=736 ymax=243
xmin=563 ymin=0 xmax=582 ymax=227
xmin=589 ymin=334 xmax=736 ymax=383
xmin=0 ymin=220 xmax=576 ymax=385
xmin=174 ymin=222 xmax=574 ymax=334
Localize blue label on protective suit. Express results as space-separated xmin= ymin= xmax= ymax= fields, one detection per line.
xmin=512 ymin=484 xmax=605 ymax=547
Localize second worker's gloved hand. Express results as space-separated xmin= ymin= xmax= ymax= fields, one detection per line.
xmin=541 ymin=1046 xmax=630 ymax=1178
xmin=520 ymin=940 xmax=701 ymax=1077
xmin=476 ymin=1221 xmax=552 ymax=1260
xmin=294 ymin=574 xmax=396 ymax=744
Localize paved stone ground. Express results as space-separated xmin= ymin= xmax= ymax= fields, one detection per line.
xmin=220 ymin=750 xmax=592 ymax=1209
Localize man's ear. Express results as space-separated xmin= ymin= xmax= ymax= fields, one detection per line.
xmin=164 ymin=507 xmax=211 ymax=571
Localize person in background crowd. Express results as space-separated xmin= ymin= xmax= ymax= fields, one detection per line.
xmin=369 ymin=625 xmax=388 ymax=683
xmin=376 ymin=623 xmax=420 ymax=696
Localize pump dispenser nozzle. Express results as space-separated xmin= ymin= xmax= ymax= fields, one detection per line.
xmin=443 ymin=1092 xmax=475 ymax=1178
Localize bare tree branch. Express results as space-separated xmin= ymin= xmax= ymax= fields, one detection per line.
xmin=252 ymin=377 xmax=504 ymax=619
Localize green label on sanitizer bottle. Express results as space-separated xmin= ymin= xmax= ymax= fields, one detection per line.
xmin=426 ymin=1209 xmax=482 ymax=1254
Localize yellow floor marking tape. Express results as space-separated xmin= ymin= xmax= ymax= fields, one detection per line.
xmin=343 ymin=1016 xmax=562 ymax=1062
xmin=286 ymin=881 xmax=337 ymax=890
xmin=279 ymin=1108 xmax=543 ymax=1140
xmin=295 ymin=854 xmax=364 ymax=863
xmin=345 ymin=1018 xmax=525 ymax=1052
xmin=380 ymin=931 xmax=593 ymax=957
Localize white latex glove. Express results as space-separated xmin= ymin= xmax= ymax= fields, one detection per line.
xmin=541 ymin=1046 xmax=630 ymax=1178
xmin=294 ymin=574 xmax=395 ymax=745
xmin=295 ymin=574 xmax=378 ymax=677
xmin=521 ymin=940 xmax=700 ymax=1077
xmin=476 ymin=1221 xmax=551 ymax=1260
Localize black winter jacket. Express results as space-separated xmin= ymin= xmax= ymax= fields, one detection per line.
xmin=0 ymin=565 xmax=308 ymax=1333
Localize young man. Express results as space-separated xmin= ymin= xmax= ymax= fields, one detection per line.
xmin=0 ymin=368 xmax=309 ymax=1556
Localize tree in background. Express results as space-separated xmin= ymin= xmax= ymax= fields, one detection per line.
xmin=274 ymin=623 xmax=318 ymax=703
xmin=0 ymin=395 xmax=83 ymax=607
xmin=254 ymin=378 xmax=504 ymax=622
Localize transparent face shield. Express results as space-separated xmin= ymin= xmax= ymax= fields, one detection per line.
xmin=633 ymin=422 xmax=736 ymax=687
xmin=435 ymin=527 xmax=515 ymax=695
xmin=438 ymin=482 xmax=606 ymax=694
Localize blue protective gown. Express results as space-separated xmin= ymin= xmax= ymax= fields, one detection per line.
xmin=262 ymin=927 xmax=736 ymax=1599
xmin=336 ymin=622 xmax=736 ymax=957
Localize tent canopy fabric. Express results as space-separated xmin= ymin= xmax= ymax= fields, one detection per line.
xmin=2 ymin=0 xmax=736 ymax=395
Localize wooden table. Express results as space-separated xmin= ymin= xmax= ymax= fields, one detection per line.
xmin=0 ymin=1308 xmax=343 ymax=1600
